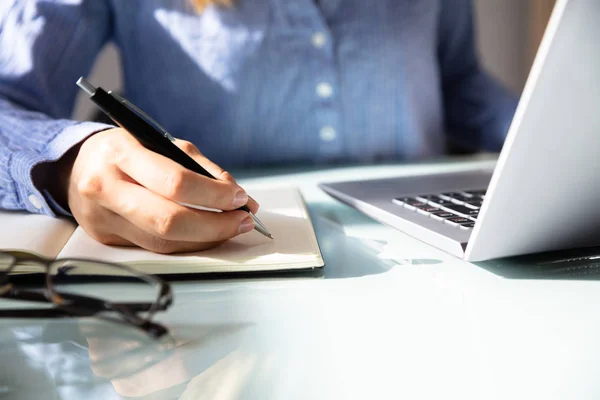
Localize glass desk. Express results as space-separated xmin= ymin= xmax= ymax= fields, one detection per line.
xmin=2 ymin=156 xmax=600 ymax=399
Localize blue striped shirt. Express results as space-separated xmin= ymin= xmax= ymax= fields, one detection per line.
xmin=0 ymin=0 xmax=517 ymax=216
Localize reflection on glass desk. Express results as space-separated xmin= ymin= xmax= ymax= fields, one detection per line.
xmin=477 ymin=247 xmax=600 ymax=280
xmin=3 ymin=156 xmax=600 ymax=400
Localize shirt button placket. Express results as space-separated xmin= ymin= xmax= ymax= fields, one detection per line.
xmin=319 ymin=125 xmax=337 ymax=142
xmin=315 ymin=75 xmax=341 ymax=152
xmin=312 ymin=32 xmax=327 ymax=49
xmin=316 ymin=82 xmax=333 ymax=98
xmin=306 ymin=9 xmax=342 ymax=157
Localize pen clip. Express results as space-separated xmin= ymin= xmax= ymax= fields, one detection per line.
xmin=109 ymin=92 xmax=176 ymax=142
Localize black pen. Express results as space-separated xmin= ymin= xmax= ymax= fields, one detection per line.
xmin=76 ymin=77 xmax=273 ymax=239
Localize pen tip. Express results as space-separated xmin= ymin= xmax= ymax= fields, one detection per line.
xmin=268 ymin=234 xmax=274 ymax=240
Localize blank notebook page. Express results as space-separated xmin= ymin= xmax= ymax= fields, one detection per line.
xmin=0 ymin=211 xmax=76 ymax=259
xmin=57 ymin=186 xmax=323 ymax=274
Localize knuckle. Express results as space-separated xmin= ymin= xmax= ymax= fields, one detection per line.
xmin=77 ymin=175 xmax=104 ymax=198
xmin=177 ymin=140 xmax=198 ymax=155
xmin=117 ymin=196 xmax=138 ymax=216
xmin=100 ymin=134 xmax=128 ymax=164
xmin=164 ymin=171 xmax=185 ymax=199
xmin=220 ymin=171 xmax=234 ymax=182
xmin=153 ymin=210 xmax=181 ymax=238
xmin=154 ymin=213 xmax=174 ymax=238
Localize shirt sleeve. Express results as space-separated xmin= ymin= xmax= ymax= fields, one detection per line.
xmin=0 ymin=0 xmax=114 ymax=216
xmin=437 ymin=0 xmax=519 ymax=153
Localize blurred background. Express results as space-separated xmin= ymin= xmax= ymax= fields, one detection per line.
xmin=73 ymin=0 xmax=557 ymax=121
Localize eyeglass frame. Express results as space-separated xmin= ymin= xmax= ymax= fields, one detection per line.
xmin=0 ymin=251 xmax=173 ymax=339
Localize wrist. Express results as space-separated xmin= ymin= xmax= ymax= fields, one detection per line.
xmin=37 ymin=142 xmax=83 ymax=212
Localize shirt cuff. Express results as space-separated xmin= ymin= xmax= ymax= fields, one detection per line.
xmin=43 ymin=188 xmax=73 ymax=216
xmin=9 ymin=121 xmax=114 ymax=216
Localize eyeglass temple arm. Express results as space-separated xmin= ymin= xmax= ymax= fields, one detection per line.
xmin=0 ymin=307 xmax=95 ymax=318
xmin=0 ymin=305 xmax=168 ymax=338
xmin=0 ymin=288 xmax=157 ymax=312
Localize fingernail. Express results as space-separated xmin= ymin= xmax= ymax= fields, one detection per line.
xmin=232 ymin=190 xmax=248 ymax=208
xmin=238 ymin=216 xmax=254 ymax=234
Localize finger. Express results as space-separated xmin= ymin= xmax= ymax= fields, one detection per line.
xmin=172 ymin=140 xmax=260 ymax=212
xmin=215 ymin=172 xmax=259 ymax=213
xmin=102 ymin=180 xmax=255 ymax=242
xmin=103 ymin=212 xmax=226 ymax=254
xmin=244 ymin=196 xmax=259 ymax=214
xmin=116 ymin=142 xmax=248 ymax=210
xmin=173 ymin=139 xmax=230 ymax=180
xmin=216 ymin=172 xmax=258 ymax=212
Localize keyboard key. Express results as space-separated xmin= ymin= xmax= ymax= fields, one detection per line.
xmin=427 ymin=196 xmax=453 ymax=206
xmin=405 ymin=204 xmax=430 ymax=212
xmin=403 ymin=198 xmax=427 ymax=206
xmin=466 ymin=200 xmax=483 ymax=208
xmin=430 ymin=210 xmax=456 ymax=217
xmin=415 ymin=205 xmax=440 ymax=213
xmin=415 ymin=195 xmax=435 ymax=202
xmin=455 ymin=195 xmax=475 ymax=203
xmin=438 ymin=192 xmax=471 ymax=202
xmin=439 ymin=192 xmax=462 ymax=200
xmin=406 ymin=204 xmax=427 ymax=211
xmin=395 ymin=192 xmax=482 ymax=228
xmin=465 ymin=197 xmax=484 ymax=204
xmin=416 ymin=207 xmax=440 ymax=216
xmin=447 ymin=217 xmax=472 ymax=224
xmin=393 ymin=197 xmax=426 ymax=209
xmin=443 ymin=204 xmax=478 ymax=215
xmin=430 ymin=211 xmax=459 ymax=221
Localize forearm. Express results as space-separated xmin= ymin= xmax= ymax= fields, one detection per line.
xmin=0 ymin=98 xmax=113 ymax=215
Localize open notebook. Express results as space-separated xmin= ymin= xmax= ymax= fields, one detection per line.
xmin=1 ymin=186 xmax=324 ymax=275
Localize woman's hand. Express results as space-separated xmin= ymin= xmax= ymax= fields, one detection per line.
xmin=53 ymin=128 xmax=258 ymax=253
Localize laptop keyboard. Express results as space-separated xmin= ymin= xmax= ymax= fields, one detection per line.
xmin=392 ymin=190 xmax=486 ymax=230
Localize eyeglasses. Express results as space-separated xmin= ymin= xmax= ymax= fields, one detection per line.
xmin=0 ymin=251 xmax=173 ymax=339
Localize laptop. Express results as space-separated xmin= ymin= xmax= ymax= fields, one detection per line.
xmin=320 ymin=0 xmax=600 ymax=261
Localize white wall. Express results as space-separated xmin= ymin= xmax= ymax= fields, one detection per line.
xmin=73 ymin=1 xmax=532 ymax=120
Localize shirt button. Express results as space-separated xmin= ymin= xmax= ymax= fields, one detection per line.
xmin=312 ymin=32 xmax=327 ymax=48
xmin=316 ymin=82 xmax=333 ymax=98
xmin=319 ymin=126 xmax=337 ymax=142
xmin=28 ymin=194 xmax=43 ymax=210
